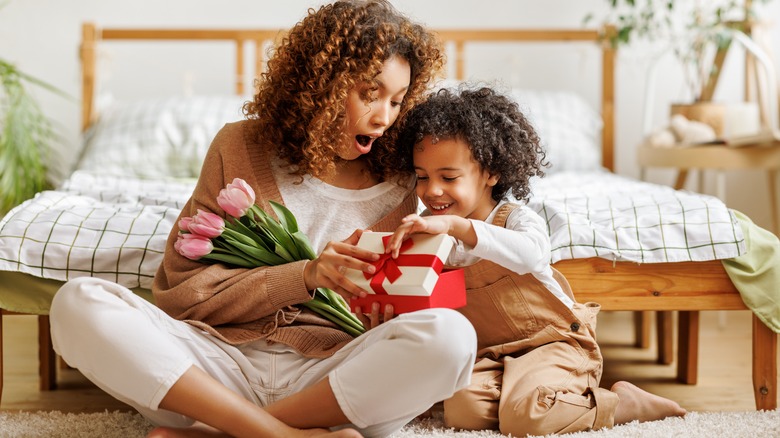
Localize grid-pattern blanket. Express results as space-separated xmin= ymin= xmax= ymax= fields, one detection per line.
xmin=530 ymin=171 xmax=746 ymax=264
xmin=0 ymin=172 xmax=193 ymax=289
xmin=0 ymin=170 xmax=746 ymax=290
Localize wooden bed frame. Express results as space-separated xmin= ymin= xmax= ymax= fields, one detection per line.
xmin=0 ymin=23 xmax=775 ymax=411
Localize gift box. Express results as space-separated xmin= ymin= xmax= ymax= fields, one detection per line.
xmin=345 ymin=232 xmax=467 ymax=314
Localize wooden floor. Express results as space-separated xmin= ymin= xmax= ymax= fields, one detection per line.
xmin=1 ymin=310 xmax=778 ymax=413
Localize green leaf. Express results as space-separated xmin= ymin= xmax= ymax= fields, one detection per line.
xmin=582 ymin=13 xmax=593 ymax=26
xmin=261 ymin=218 xmax=299 ymax=261
xmin=316 ymin=288 xmax=365 ymax=327
xmin=617 ymin=26 xmax=633 ymax=44
xmin=222 ymin=226 xmax=264 ymax=248
xmin=0 ymin=60 xmax=65 ymax=214
xmin=318 ymin=288 xmax=351 ymax=312
xmin=304 ymin=300 xmax=364 ymax=334
xmin=273 ymin=240 xmax=296 ymax=262
xmin=291 ymin=231 xmax=318 ymax=260
xmin=221 ymin=233 xmax=288 ymax=266
xmin=302 ymin=292 xmax=365 ymax=336
xmin=269 ymin=200 xmax=300 ymax=233
xmin=227 ymin=218 xmax=276 ymax=251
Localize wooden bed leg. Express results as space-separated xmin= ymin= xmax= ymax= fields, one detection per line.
xmin=633 ymin=311 xmax=651 ymax=348
xmin=753 ymin=314 xmax=778 ymax=410
xmin=38 ymin=315 xmax=57 ymax=391
xmin=657 ymin=311 xmax=675 ymax=364
xmin=676 ymin=311 xmax=699 ymax=384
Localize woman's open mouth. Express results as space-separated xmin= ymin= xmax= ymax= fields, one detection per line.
xmin=355 ymin=135 xmax=374 ymax=154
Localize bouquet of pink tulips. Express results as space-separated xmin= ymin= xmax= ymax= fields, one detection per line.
xmin=175 ymin=178 xmax=366 ymax=336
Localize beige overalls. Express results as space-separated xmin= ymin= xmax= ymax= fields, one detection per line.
xmin=443 ymin=204 xmax=619 ymax=437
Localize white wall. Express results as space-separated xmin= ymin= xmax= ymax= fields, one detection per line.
xmin=1 ymin=0 xmax=778 ymax=231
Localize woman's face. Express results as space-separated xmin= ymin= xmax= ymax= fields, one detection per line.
xmin=339 ymin=55 xmax=411 ymax=161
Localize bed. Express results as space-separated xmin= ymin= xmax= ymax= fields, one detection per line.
xmin=0 ymin=23 xmax=776 ymax=411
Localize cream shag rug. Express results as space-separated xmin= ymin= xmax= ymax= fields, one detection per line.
xmin=1 ymin=409 xmax=779 ymax=437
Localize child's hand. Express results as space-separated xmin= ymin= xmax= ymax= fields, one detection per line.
xmin=385 ymin=214 xmax=452 ymax=258
xmin=355 ymin=302 xmax=396 ymax=330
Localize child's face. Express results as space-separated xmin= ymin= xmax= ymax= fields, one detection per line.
xmin=338 ymin=55 xmax=410 ymax=162
xmin=414 ymin=136 xmax=499 ymax=221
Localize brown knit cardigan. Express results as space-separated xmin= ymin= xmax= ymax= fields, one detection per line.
xmin=153 ymin=121 xmax=417 ymax=358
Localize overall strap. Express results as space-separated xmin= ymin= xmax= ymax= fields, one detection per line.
xmin=489 ymin=202 xmax=576 ymax=301
xmin=492 ymin=203 xmax=520 ymax=228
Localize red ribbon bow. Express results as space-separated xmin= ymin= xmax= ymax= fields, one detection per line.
xmin=363 ymin=235 xmax=444 ymax=295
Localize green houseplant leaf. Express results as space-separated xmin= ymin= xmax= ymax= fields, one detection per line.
xmin=583 ymin=0 xmax=773 ymax=102
xmin=0 ymin=58 xmax=71 ymax=215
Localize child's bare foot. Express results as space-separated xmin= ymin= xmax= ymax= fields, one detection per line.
xmin=611 ymin=381 xmax=687 ymax=424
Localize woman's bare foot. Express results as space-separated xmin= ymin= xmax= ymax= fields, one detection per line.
xmin=147 ymin=423 xmax=228 ymax=438
xmin=147 ymin=423 xmax=362 ymax=438
xmin=611 ymin=381 xmax=687 ymax=424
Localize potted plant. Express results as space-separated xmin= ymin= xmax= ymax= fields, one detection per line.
xmin=585 ymin=0 xmax=767 ymax=101
xmin=584 ymin=0 xmax=772 ymax=139
xmin=0 ymin=57 xmax=68 ymax=215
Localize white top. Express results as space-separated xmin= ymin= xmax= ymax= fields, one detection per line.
xmin=444 ymin=200 xmax=575 ymax=309
xmin=272 ymin=157 xmax=413 ymax=253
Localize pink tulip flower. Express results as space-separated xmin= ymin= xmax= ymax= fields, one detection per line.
xmin=178 ymin=216 xmax=193 ymax=232
xmin=174 ymin=233 xmax=214 ymax=260
xmin=217 ymin=178 xmax=256 ymax=218
xmin=188 ymin=209 xmax=225 ymax=238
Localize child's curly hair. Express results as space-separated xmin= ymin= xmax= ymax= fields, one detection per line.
xmin=397 ymin=86 xmax=548 ymax=202
xmin=243 ymin=0 xmax=444 ymax=182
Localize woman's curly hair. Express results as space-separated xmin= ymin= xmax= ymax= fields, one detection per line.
xmin=243 ymin=0 xmax=444 ymax=182
xmin=397 ymin=86 xmax=548 ymax=202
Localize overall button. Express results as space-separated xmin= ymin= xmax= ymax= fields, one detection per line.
xmin=570 ymin=322 xmax=580 ymax=332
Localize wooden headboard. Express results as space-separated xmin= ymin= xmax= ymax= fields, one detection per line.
xmin=80 ymin=23 xmax=616 ymax=171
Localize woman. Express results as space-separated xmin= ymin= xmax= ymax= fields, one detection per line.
xmin=49 ymin=2 xmax=477 ymax=437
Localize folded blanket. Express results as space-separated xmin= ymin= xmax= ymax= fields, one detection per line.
xmin=722 ymin=210 xmax=780 ymax=333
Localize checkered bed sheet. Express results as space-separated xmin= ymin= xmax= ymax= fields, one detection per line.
xmin=0 ymin=172 xmax=194 ymax=289
xmin=531 ymin=171 xmax=745 ymax=263
xmin=0 ymin=170 xmax=745 ymax=290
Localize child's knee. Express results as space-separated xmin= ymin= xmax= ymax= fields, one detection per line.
xmin=443 ymin=389 xmax=498 ymax=431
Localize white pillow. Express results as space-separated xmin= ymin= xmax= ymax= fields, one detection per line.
xmin=77 ymin=95 xmax=248 ymax=179
xmin=430 ymin=81 xmax=603 ymax=174
xmin=510 ymin=89 xmax=602 ymax=174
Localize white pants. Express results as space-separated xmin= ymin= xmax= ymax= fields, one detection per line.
xmin=50 ymin=277 xmax=476 ymax=437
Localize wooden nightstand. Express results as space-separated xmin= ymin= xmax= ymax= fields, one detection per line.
xmin=637 ymin=142 xmax=780 ymax=235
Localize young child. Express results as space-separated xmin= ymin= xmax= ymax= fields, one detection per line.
xmin=50 ymin=2 xmax=477 ymax=438
xmin=387 ymin=86 xmax=687 ymax=436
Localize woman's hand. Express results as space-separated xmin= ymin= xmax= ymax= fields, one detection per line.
xmin=303 ymin=229 xmax=378 ymax=300
xmin=355 ymin=302 xmax=396 ymax=330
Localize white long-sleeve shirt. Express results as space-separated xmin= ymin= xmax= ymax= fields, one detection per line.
xmin=443 ymin=200 xmax=575 ymax=309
